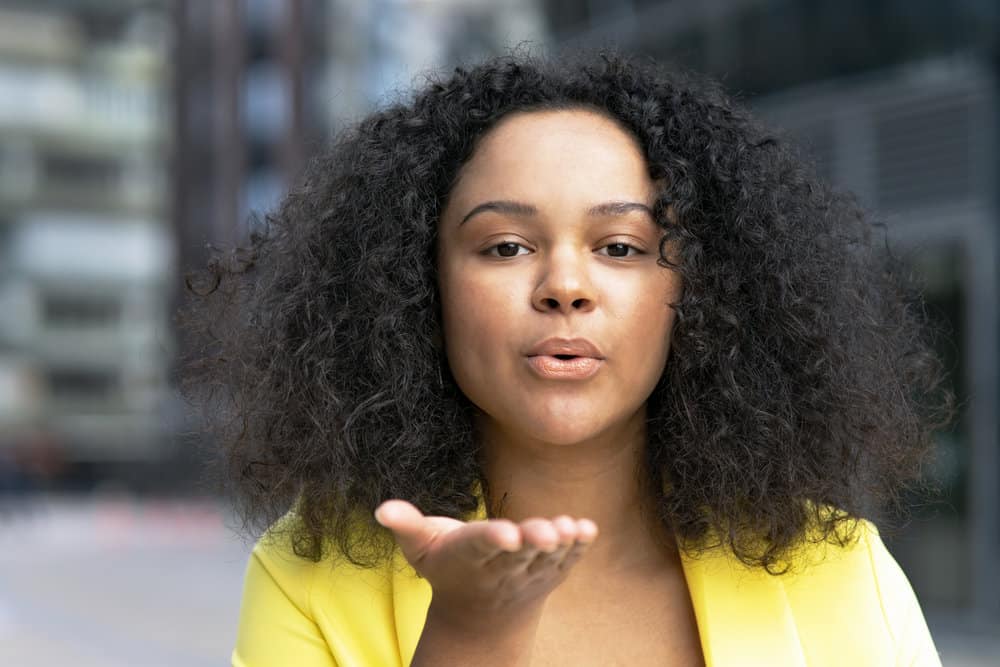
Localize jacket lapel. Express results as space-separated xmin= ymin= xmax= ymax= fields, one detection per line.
xmin=679 ymin=541 xmax=808 ymax=666
xmin=391 ymin=548 xmax=432 ymax=667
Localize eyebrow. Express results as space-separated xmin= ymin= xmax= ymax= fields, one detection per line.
xmin=458 ymin=199 xmax=655 ymax=226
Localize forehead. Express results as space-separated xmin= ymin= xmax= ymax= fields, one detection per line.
xmin=446 ymin=109 xmax=655 ymax=205
xmin=476 ymin=107 xmax=643 ymax=152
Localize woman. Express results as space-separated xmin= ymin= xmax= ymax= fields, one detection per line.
xmin=182 ymin=48 xmax=955 ymax=666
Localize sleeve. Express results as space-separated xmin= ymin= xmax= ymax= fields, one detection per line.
xmin=231 ymin=538 xmax=339 ymax=667
xmin=862 ymin=522 xmax=943 ymax=667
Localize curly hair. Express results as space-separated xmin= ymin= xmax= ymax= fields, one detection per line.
xmin=179 ymin=46 xmax=957 ymax=575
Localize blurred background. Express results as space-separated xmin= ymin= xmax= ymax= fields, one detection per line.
xmin=0 ymin=1 xmax=995 ymax=665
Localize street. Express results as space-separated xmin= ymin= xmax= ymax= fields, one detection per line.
xmin=0 ymin=494 xmax=251 ymax=667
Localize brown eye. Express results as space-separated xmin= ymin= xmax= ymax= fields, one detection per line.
xmin=484 ymin=241 xmax=529 ymax=258
xmin=601 ymin=242 xmax=641 ymax=258
xmin=497 ymin=242 xmax=520 ymax=257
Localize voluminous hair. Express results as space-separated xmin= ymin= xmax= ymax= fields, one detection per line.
xmin=180 ymin=47 xmax=957 ymax=575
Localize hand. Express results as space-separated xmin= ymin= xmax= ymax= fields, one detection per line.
xmin=374 ymin=499 xmax=598 ymax=633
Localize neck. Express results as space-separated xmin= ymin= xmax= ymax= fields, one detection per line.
xmin=476 ymin=407 xmax=677 ymax=578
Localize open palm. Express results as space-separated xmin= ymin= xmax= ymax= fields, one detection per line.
xmin=375 ymin=499 xmax=598 ymax=624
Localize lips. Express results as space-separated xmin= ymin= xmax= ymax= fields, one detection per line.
xmin=525 ymin=337 xmax=604 ymax=380
xmin=527 ymin=355 xmax=603 ymax=380
xmin=526 ymin=337 xmax=604 ymax=359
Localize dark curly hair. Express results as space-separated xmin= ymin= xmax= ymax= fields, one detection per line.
xmin=179 ymin=46 xmax=957 ymax=575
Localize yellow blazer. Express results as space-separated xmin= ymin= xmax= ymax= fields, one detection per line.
xmin=232 ymin=499 xmax=942 ymax=666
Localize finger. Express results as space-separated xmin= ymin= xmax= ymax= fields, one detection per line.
xmin=457 ymin=519 xmax=522 ymax=562
xmin=482 ymin=536 xmax=541 ymax=572
xmin=553 ymin=520 xmax=598 ymax=573
xmin=520 ymin=518 xmax=560 ymax=553
xmin=522 ymin=516 xmax=577 ymax=575
xmin=376 ymin=500 xmax=523 ymax=568
xmin=374 ymin=500 xmax=434 ymax=562
xmin=486 ymin=519 xmax=523 ymax=553
xmin=514 ymin=518 xmax=562 ymax=576
xmin=550 ymin=516 xmax=578 ymax=546
xmin=575 ymin=518 xmax=599 ymax=544
xmin=526 ymin=540 xmax=574 ymax=576
xmin=374 ymin=499 xmax=423 ymax=532
xmin=554 ymin=538 xmax=592 ymax=572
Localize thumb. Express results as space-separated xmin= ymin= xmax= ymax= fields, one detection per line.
xmin=374 ymin=499 xmax=438 ymax=564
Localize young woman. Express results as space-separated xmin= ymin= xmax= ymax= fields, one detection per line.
xmin=182 ymin=48 xmax=955 ymax=666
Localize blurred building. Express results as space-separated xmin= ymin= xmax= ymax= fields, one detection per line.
xmin=544 ymin=0 xmax=1000 ymax=636
xmin=752 ymin=59 xmax=997 ymax=629
xmin=171 ymin=0 xmax=327 ymax=270
xmin=0 ymin=3 xmax=174 ymax=489
xmin=171 ymin=0 xmax=546 ymax=268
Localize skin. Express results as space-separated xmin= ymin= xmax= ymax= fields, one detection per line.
xmin=376 ymin=109 xmax=687 ymax=664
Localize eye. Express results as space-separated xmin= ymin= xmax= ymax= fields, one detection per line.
xmin=483 ymin=241 xmax=531 ymax=258
xmin=598 ymin=242 xmax=642 ymax=258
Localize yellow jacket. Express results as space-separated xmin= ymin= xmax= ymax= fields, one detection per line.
xmin=232 ymin=500 xmax=942 ymax=667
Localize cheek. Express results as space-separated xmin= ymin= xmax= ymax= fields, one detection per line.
xmin=442 ymin=275 xmax=510 ymax=340
xmin=439 ymin=272 xmax=520 ymax=381
xmin=618 ymin=277 xmax=678 ymax=369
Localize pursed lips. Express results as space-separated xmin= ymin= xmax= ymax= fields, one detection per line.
xmin=525 ymin=337 xmax=604 ymax=359
xmin=525 ymin=339 xmax=604 ymax=379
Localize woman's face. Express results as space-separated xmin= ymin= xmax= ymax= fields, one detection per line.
xmin=437 ymin=109 xmax=681 ymax=446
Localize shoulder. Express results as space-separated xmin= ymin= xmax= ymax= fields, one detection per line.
xmin=244 ymin=509 xmax=431 ymax=666
xmin=233 ymin=511 xmax=340 ymax=666
xmin=247 ymin=509 xmax=400 ymax=616
xmin=244 ymin=511 xmax=321 ymax=614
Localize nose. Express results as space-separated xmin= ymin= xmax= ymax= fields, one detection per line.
xmin=531 ymin=245 xmax=597 ymax=314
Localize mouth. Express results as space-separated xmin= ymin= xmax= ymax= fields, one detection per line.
xmin=526 ymin=354 xmax=603 ymax=380
xmin=526 ymin=336 xmax=604 ymax=360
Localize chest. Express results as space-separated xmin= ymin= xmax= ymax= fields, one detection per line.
xmin=528 ymin=569 xmax=705 ymax=667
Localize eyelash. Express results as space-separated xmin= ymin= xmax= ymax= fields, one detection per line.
xmin=482 ymin=241 xmax=644 ymax=258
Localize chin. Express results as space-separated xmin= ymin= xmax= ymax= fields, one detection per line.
xmin=466 ymin=384 xmax=644 ymax=446
xmin=510 ymin=407 xmax=625 ymax=446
